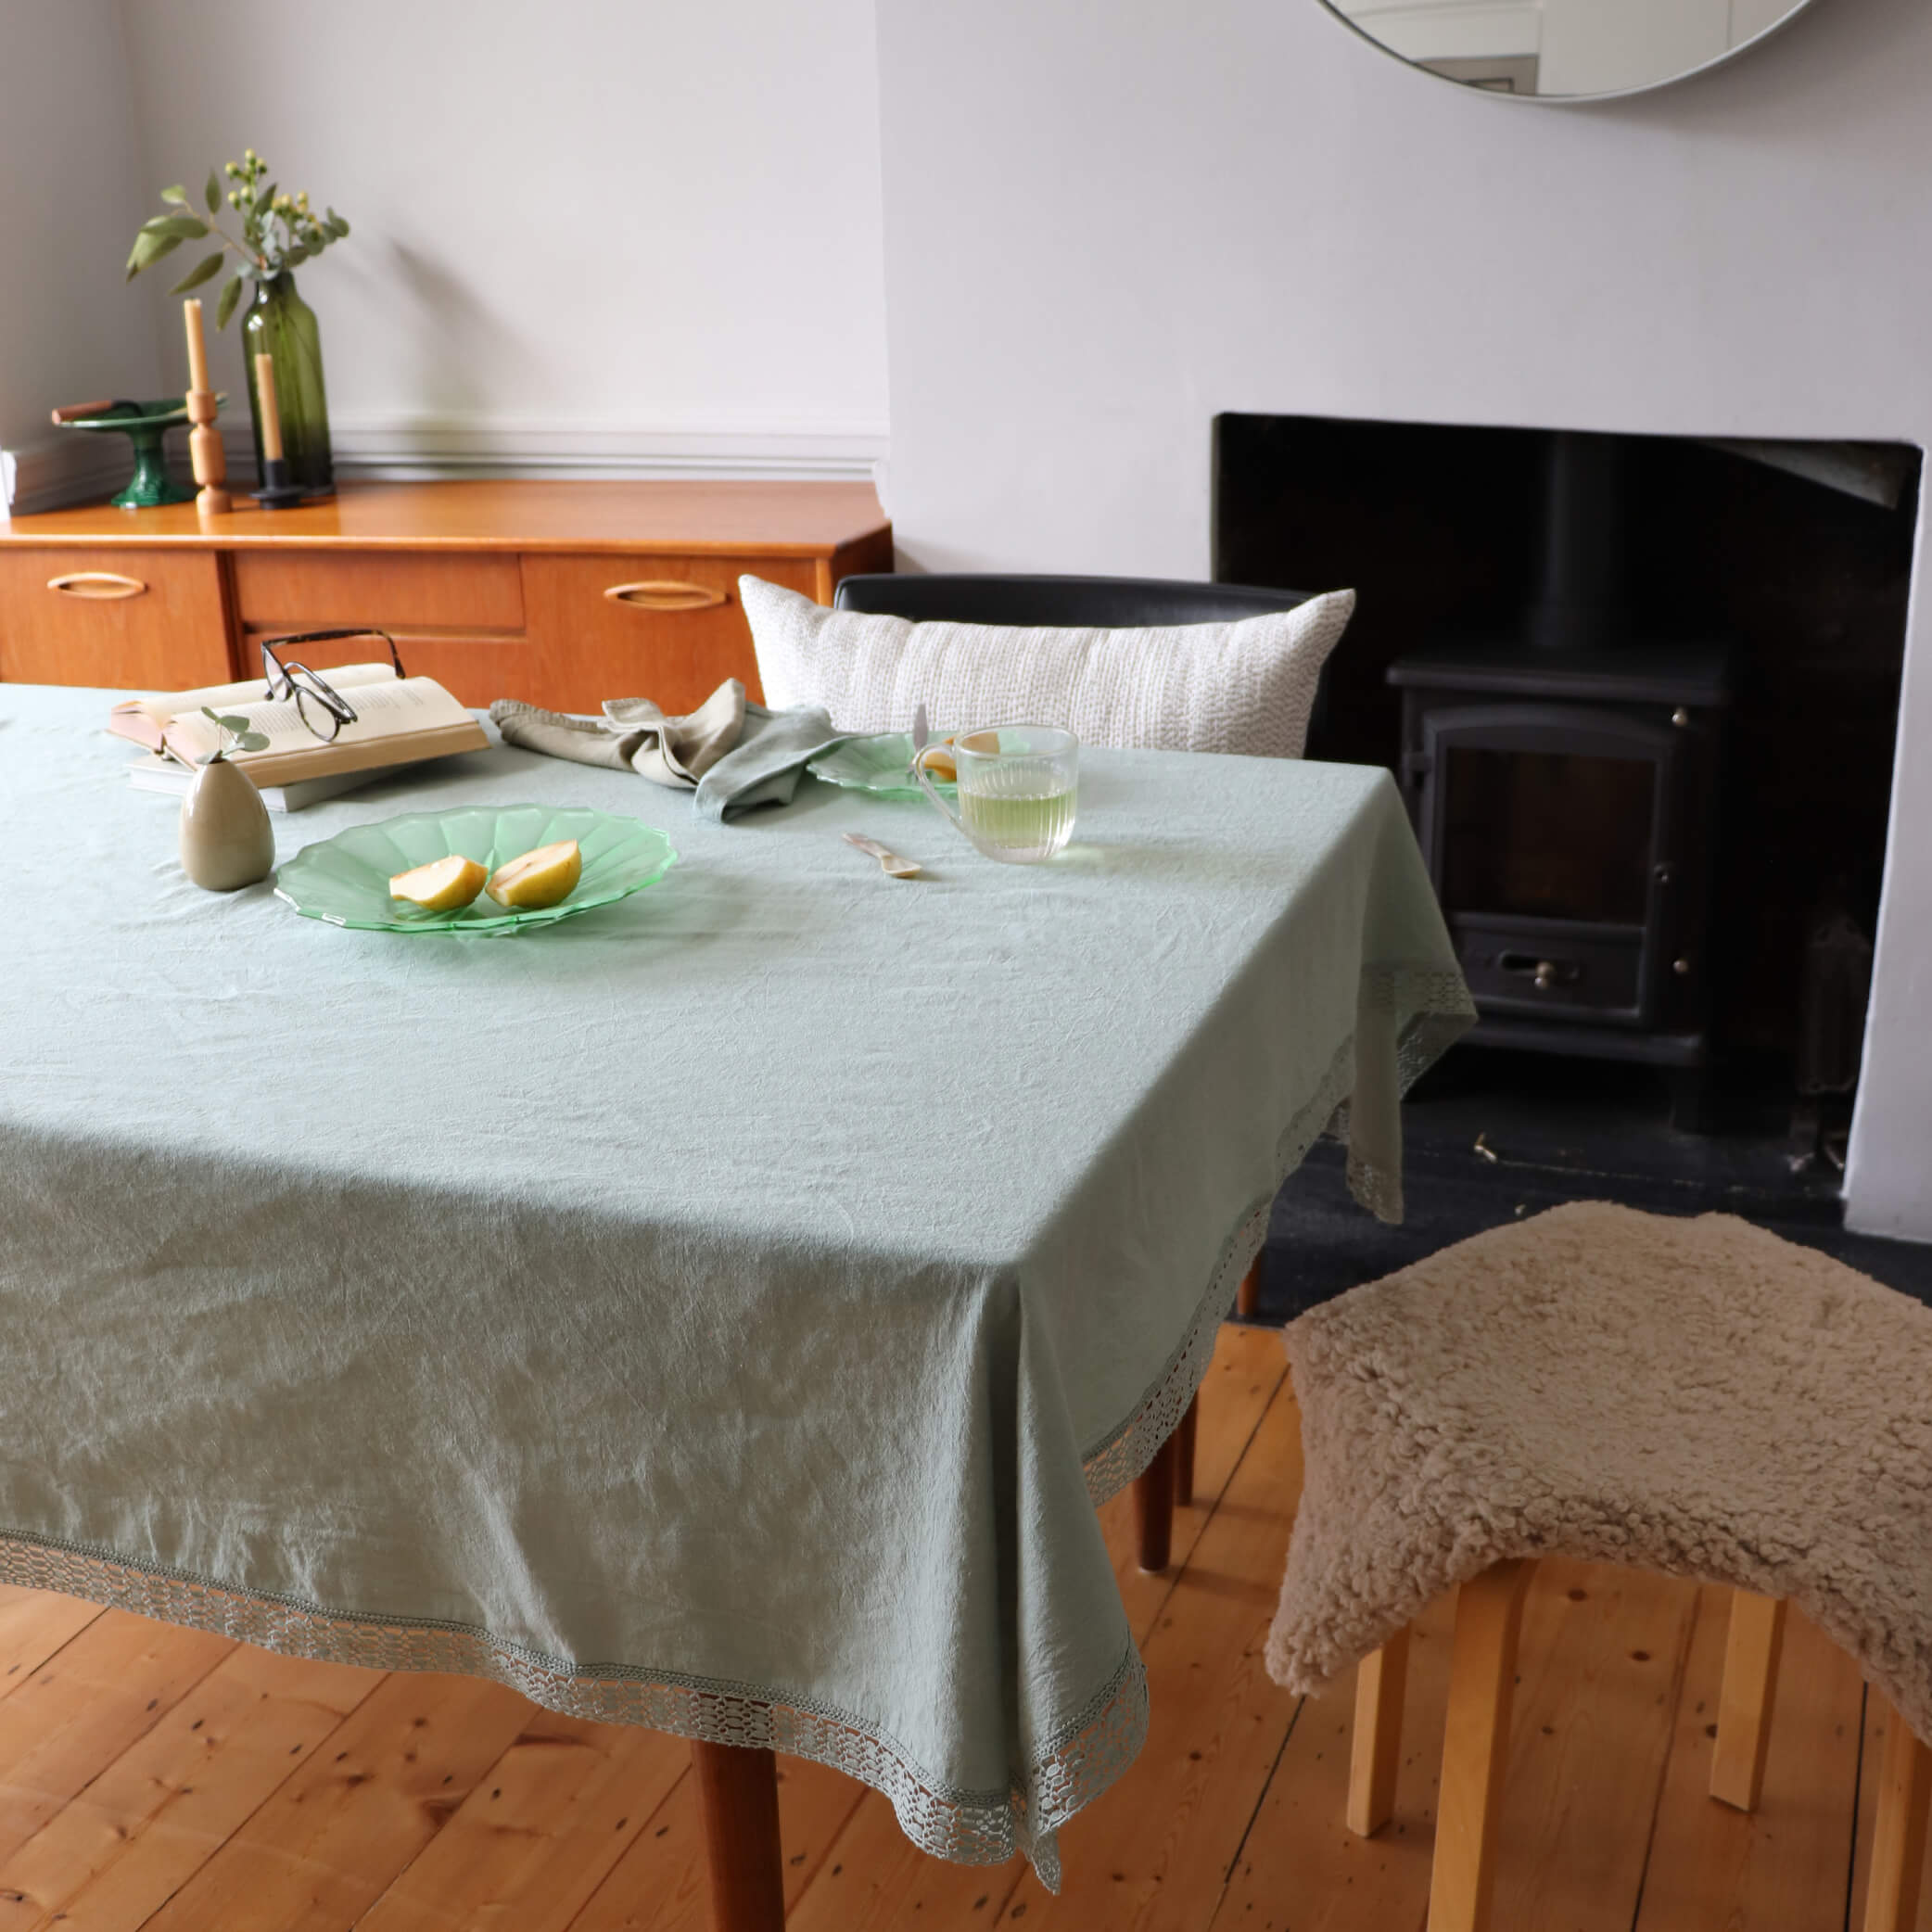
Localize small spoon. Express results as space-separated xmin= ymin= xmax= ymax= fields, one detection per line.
xmin=843 ymin=833 xmax=923 ymax=879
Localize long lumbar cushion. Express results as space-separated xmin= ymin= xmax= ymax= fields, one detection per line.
xmin=739 ymin=576 xmax=1355 ymax=759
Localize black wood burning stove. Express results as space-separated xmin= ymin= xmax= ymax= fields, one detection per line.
xmin=1388 ymin=433 xmax=1731 ymax=1123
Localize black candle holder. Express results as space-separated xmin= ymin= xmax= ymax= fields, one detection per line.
xmin=252 ymin=456 xmax=309 ymax=509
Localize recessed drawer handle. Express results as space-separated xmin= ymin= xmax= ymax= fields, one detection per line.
xmin=1500 ymin=951 xmax=1582 ymax=989
xmin=47 ymin=571 xmax=147 ymax=601
xmin=603 ymin=579 xmax=728 ymax=613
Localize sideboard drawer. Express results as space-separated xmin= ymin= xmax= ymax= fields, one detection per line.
xmin=523 ymin=553 xmax=819 ymax=712
xmin=233 ymin=550 xmax=526 ymax=632
xmin=0 ymin=549 xmax=231 ymax=690
xmin=238 ymin=624 xmax=540 ymax=711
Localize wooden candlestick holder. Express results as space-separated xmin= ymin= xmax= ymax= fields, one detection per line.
xmin=185 ymin=390 xmax=231 ymax=516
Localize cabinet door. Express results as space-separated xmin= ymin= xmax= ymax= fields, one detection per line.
xmin=0 ymin=549 xmax=232 ymax=690
xmin=522 ymin=553 xmax=820 ymax=714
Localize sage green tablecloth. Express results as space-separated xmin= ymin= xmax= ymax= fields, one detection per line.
xmin=0 ymin=685 xmax=1472 ymax=1883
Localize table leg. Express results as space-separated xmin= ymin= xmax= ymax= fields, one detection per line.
xmin=1236 ymin=1257 xmax=1261 ymax=1318
xmin=691 ymin=1738 xmax=786 ymax=1931
xmin=1134 ymin=1430 xmax=1177 ymax=1572
xmin=1173 ymin=1392 xmax=1199 ymax=1508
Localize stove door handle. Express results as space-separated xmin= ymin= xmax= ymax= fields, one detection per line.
xmin=1499 ymin=950 xmax=1581 ymax=990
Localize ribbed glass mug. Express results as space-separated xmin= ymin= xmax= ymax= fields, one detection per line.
xmin=913 ymin=724 xmax=1078 ymax=863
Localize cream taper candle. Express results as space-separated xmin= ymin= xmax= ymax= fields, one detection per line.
xmin=184 ymin=298 xmax=210 ymax=395
xmin=254 ymin=353 xmax=284 ymax=463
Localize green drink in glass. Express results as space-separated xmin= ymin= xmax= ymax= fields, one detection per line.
xmin=914 ymin=724 xmax=1078 ymax=863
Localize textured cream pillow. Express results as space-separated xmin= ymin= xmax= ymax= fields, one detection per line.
xmin=740 ymin=577 xmax=1355 ymax=758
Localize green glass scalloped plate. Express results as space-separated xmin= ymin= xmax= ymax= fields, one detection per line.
xmin=273 ymin=805 xmax=678 ymax=934
xmin=807 ymin=731 xmax=958 ymax=800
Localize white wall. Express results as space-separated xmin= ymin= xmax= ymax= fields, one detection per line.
xmin=107 ymin=0 xmax=890 ymax=482
xmin=0 ymin=2 xmax=162 ymax=512
xmin=873 ymin=0 xmax=1932 ymax=1239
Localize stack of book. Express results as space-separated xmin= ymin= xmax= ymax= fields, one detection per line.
xmin=111 ymin=662 xmax=490 ymax=811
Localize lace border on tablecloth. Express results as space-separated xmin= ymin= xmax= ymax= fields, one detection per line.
xmin=0 ymin=963 xmax=1471 ymax=1887
xmin=0 ymin=1525 xmax=1129 ymax=1889
xmin=1078 ymin=962 xmax=1475 ymax=1506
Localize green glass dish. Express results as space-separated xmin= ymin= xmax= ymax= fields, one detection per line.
xmin=808 ymin=731 xmax=958 ymax=800
xmin=273 ymin=805 xmax=678 ymax=934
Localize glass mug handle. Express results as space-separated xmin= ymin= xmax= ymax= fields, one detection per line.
xmin=913 ymin=743 xmax=995 ymax=856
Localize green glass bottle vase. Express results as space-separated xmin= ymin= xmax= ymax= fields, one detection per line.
xmin=243 ymin=273 xmax=334 ymax=497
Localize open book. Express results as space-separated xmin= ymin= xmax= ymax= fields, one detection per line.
xmin=109 ymin=663 xmax=489 ymax=788
xmin=109 ymin=664 xmax=408 ymax=751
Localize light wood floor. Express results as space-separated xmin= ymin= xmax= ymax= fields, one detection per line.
xmin=0 ymin=1323 xmax=1915 ymax=1931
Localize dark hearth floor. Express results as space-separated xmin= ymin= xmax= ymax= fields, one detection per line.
xmin=1255 ymin=1046 xmax=1932 ymax=1321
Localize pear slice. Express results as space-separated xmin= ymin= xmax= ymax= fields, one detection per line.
xmin=486 ymin=838 xmax=582 ymax=909
xmin=389 ymin=853 xmax=489 ymax=911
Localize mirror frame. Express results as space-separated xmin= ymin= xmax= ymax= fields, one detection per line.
xmin=1313 ymin=0 xmax=1822 ymax=102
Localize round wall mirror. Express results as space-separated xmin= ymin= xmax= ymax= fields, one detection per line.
xmin=1318 ymin=0 xmax=1816 ymax=99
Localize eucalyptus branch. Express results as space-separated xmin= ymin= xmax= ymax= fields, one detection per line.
xmin=123 ymin=147 xmax=349 ymax=328
xmin=197 ymin=708 xmax=269 ymax=765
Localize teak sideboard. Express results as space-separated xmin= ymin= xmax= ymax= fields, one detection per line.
xmin=0 ymin=479 xmax=892 ymax=712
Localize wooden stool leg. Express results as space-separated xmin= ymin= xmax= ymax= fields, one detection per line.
xmin=1173 ymin=1393 xmax=1199 ymax=1509
xmin=1133 ymin=1431 xmax=1177 ymax=1572
xmin=1862 ymin=1699 xmax=1932 ymax=1932
xmin=691 ymin=1739 xmax=786 ymax=1932
xmin=1348 ymin=1626 xmax=1412 ymax=1837
xmin=1236 ymin=1257 xmax=1261 ymax=1318
xmin=1428 ymin=1560 xmax=1535 ymax=1932
xmin=1710 ymin=1591 xmax=1787 ymax=1811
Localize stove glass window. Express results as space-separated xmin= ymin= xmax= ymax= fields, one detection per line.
xmin=1443 ymin=748 xmax=1655 ymax=923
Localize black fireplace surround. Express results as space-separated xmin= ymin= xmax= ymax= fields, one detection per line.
xmin=1214 ymin=413 xmax=1917 ymax=1121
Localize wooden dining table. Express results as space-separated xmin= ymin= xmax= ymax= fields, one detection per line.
xmin=0 ymin=682 xmax=1472 ymax=1926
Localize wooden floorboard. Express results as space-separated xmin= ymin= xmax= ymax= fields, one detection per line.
xmin=139 ymin=1671 xmax=535 ymax=1932
xmin=1638 ymin=1585 xmax=1868 ymax=1932
xmin=0 ymin=1646 xmax=377 ymax=1932
xmin=1216 ymin=1587 xmax=1455 ymax=1932
xmin=0 ymin=1326 xmax=1913 ymax=1929
xmin=357 ymin=1710 xmax=689 ymax=1932
xmin=0 ymin=1611 xmax=235 ymax=1873
xmin=1847 ymin=1689 xmax=1932 ymax=1932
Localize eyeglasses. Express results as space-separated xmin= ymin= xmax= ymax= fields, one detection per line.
xmin=260 ymin=630 xmax=406 ymax=744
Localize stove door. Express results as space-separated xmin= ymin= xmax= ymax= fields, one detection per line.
xmin=1412 ymin=703 xmax=1688 ymax=1026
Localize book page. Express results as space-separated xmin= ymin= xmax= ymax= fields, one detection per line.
xmin=112 ymin=662 xmax=402 ymax=731
xmin=162 ymin=676 xmax=473 ymax=766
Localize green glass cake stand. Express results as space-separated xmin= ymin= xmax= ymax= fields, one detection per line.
xmin=57 ymin=399 xmax=213 ymax=509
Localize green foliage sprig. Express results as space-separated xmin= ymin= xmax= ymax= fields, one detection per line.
xmin=198 ymin=706 xmax=270 ymax=765
xmin=126 ymin=148 xmax=350 ymax=330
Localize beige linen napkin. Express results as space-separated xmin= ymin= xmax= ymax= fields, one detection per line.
xmin=490 ymin=680 xmax=746 ymax=787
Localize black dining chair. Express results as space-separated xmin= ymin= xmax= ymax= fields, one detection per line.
xmin=833 ymin=572 xmax=1313 ymax=629
xmin=833 ymin=572 xmax=1319 ymax=1567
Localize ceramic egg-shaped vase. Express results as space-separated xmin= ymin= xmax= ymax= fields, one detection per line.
xmin=179 ymin=756 xmax=274 ymax=891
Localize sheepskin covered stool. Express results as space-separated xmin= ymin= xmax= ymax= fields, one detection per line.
xmin=1265 ymin=1201 xmax=1932 ymax=1932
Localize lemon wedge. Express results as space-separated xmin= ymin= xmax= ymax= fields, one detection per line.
xmin=389 ymin=853 xmax=488 ymax=911
xmin=486 ymin=838 xmax=582 ymax=910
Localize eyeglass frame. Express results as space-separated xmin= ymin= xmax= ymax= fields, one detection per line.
xmin=258 ymin=629 xmax=407 ymax=743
